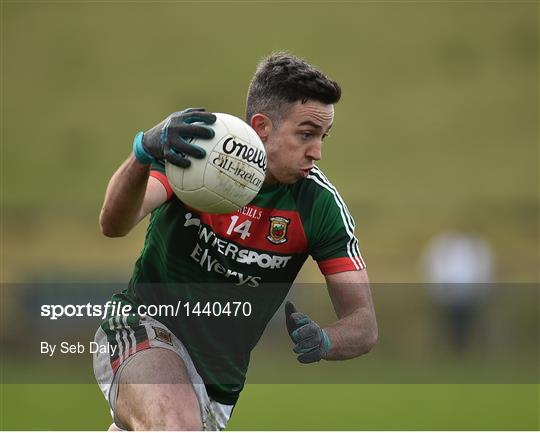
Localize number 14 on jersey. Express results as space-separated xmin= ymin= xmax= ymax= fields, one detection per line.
xmin=226 ymin=215 xmax=252 ymax=240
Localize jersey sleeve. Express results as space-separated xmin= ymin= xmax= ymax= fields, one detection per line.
xmin=149 ymin=161 xmax=173 ymax=200
xmin=307 ymin=171 xmax=366 ymax=275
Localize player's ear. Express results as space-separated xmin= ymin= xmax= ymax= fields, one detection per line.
xmin=250 ymin=113 xmax=272 ymax=142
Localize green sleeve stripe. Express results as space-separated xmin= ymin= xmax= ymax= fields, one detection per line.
xmin=308 ymin=167 xmax=364 ymax=270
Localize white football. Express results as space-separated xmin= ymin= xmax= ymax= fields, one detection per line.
xmin=165 ymin=113 xmax=267 ymax=213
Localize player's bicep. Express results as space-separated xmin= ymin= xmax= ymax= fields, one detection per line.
xmin=325 ymin=269 xmax=374 ymax=319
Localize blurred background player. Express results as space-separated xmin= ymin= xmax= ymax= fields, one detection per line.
xmin=421 ymin=229 xmax=494 ymax=353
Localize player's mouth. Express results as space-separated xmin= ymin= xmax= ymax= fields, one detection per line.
xmin=300 ymin=167 xmax=313 ymax=177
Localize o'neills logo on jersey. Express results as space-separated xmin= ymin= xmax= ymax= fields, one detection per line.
xmin=222 ymin=136 xmax=267 ymax=170
xmin=267 ymin=216 xmax=290 ymax=244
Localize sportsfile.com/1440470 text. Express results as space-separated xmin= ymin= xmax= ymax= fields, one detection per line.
xmin=40 ymin=300 xmax=252 ymax=321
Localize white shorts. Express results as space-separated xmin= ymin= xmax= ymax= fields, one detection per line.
xmin=93 ymin=314 xmax=234 ymax=430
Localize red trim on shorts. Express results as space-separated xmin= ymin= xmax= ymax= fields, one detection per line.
xmin=111 ymin=340 xmax=150 ymax=373
xmin=317 ymin=256 xmax=366 ymax=275
xmin=150 ymin=170 xmax=173 ymax=200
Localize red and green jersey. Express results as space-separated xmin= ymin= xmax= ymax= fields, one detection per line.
xmin=112 ymin=163 xmax=365 ymax=404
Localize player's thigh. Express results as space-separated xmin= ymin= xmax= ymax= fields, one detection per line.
xmin=116 ymin=347 xmax=202 ymax=430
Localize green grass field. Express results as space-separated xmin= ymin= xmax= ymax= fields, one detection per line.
xmin=1 ymin=1 xmax=538 ymax=430
xmin=1 ymin=384 xmax=538 ymax=430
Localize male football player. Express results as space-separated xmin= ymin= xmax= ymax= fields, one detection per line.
xmin=94 ymin=53 xmax=378 ymax=430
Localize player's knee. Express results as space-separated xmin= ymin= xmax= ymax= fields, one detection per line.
xmin=164 ymin=407 xmax=202 ymax=431
xmin=163 ymin=413 xmax=202 ymax=431
xmin=134 ymin=409 xmax=202 ymax=431
xmin=127 ymin=394 xmax=201 ymax=431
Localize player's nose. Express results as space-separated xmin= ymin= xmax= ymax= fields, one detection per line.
xmin=306 ymin=142 xmax=322 ymax=161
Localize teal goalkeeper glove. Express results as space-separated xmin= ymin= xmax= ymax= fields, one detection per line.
xmin=133 ymin=108 xmax=216 ymax=167
xmin=285 ymin=301 xmax=331 ymax=363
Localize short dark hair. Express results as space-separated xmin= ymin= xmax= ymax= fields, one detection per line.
xmin=246 ymin=52 xmax=341 ymax=124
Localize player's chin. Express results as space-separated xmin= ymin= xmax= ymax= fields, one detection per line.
xmin=281 ymin=174 xmax=303 ymax=184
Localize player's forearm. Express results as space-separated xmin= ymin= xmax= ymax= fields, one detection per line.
xmin=100 ymin=155 xmax=151 ymax=237
xmin=323 ymin=306 xmax=378 ymax=360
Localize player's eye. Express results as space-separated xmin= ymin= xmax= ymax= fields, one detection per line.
xmin=322 ymin=132 xmax=330 ymax=141
xmin=300 ymin=132 xmax=313 ymax=140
